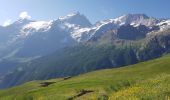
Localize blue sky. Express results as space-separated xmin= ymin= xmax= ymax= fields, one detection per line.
xmin=0 ymin=0 xmax=170 ymax=26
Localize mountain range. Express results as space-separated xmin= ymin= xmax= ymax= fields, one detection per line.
xmin=0 ymin=12 xmax=170 ymax=89
xmin=0 ymin=12 xmax=170 ymax=58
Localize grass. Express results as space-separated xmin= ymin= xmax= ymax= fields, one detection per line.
xmin=0 ymin=54 xmax=170 ymax=100
xmin=109 ymin=74 xmax=170 ymax=100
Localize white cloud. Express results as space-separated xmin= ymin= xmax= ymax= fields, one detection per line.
xmin=19 ymin=11 xmax=31 ymax=19
xmin=3 ymin=19 xmax=12 ymax=26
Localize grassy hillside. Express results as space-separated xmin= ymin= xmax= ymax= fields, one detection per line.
xmin=1 ymin=29 xmax=170 ymax=89
xmin=0 ymin=54 xmax=170 ymax=100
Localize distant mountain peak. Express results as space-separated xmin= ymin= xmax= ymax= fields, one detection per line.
xmin=114 ymin=13 xmax=150 ymax=23
xmin=59 ymin=12 xmax=92 ymax=27
xmin=125 ymin=13 xmax=149 ymax=19
xmin=111 ymin=13 xmax=158 ymax=27
xmin=59 ymin=11 xmax=81 ymax=20
xmin=12 ymin=18 xmax=33 ymax=26
xmin=21 ymin=20 xmax=53 ymax=35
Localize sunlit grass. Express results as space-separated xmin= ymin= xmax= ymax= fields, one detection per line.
xmin=109 ymin=74 xmax=170 ymax=100
xmin=0 ymin=54 xmax=170 ymax=100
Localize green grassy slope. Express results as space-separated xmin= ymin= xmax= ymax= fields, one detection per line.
xmin=0 ymin=54 xmax=170 ymax=100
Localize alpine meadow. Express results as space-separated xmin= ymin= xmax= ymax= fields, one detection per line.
xmin=0 ymin=0 xmax=170 ymax=100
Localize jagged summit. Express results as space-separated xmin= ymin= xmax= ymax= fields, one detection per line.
xmin=9 ymin=18 xmax=33 ymax=28
xmin=111 ymin=13 xmax=158 ymax=26
xmin=124 ymin=13 xmax=149 ymax=19
xmin=59 ymin=12 xmax=81 ymax=20
xmin=59 ymin=12 xmax=92 ymax=27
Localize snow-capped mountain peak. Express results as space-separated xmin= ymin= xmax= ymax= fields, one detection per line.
xmin=71 ymin=14 xmax=170 ymax=42
xmin=94 ymin=14 xmax=154 ymax=28
xmin=22 ymin=20 xmax=53 ymax=34
xmin=112 ymin=14 xmax=158 ymax=26
xmin=13 ymin=18 xmax=33 ymax=26
xmin=59 ymin=12 xmax=81 ymax=20
xmin=58 ymin=12 xmax=92 ymax=27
